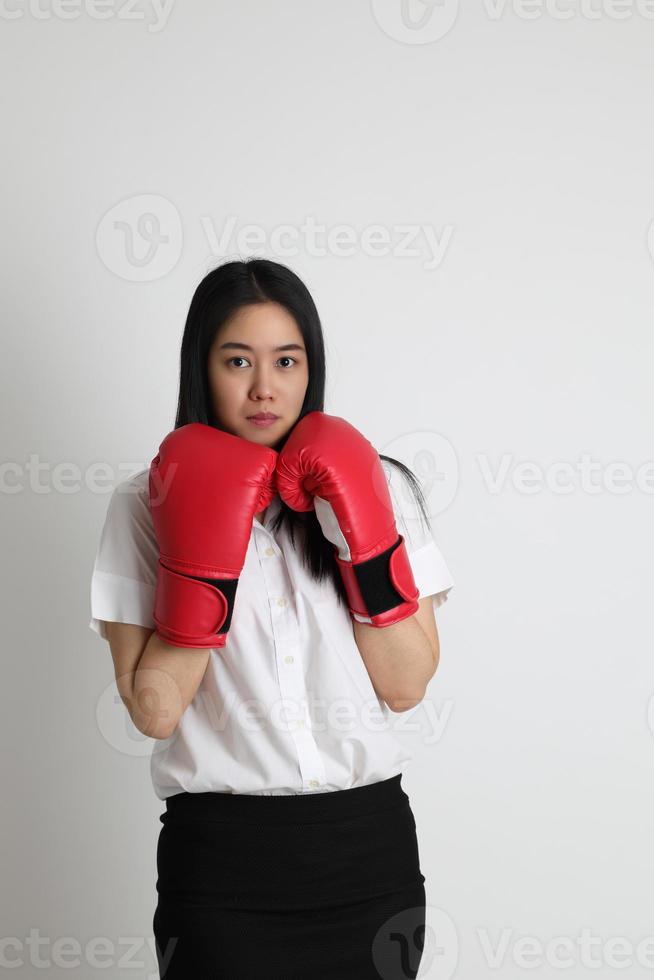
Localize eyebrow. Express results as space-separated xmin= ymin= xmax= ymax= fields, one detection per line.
xmin=219 ymin=342 xmax=305 ymax=353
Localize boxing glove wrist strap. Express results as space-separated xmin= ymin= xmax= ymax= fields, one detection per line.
xmin=334 ymin=534 xmax=420 ymax=628
xmin=153 ymin=562 xmax=239 ymax=649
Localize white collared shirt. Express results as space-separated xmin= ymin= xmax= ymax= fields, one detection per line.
xmin=88 ymin=462 xmax=454 ymax=799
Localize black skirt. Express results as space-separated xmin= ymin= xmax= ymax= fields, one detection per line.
xmin=153 ymin=773 xmax=426 ymax=979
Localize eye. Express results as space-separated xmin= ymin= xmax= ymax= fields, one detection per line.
xmin=227 ymin=354 xmax=297 ymax=367
xmin=226 ymin=356 xmax=297 ymax=368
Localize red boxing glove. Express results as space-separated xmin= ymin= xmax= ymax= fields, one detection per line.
xmin=276 ymin=411 xmax=419 ymax=627
xmin=148 ymin=423 xmax=277 ymax=649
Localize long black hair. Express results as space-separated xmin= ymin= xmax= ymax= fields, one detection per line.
xmin=174 ymin=258 xmax=432 ymax=607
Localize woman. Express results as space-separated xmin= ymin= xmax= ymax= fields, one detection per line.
xmin=89 ymin=258 xmax=454 ymax=978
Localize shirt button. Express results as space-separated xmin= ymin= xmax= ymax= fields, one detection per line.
xmin=308 ymin=779 xmax=320 ymax=789
xmin=265 ymin=547 xmax=274 ymax=556
xmin=277 ymin=597 xmax=287 ymax=607
xmin=297 ymin=719 xmax=305 ymax=729
xmin=284 ymin=655 xmax=294 ymax=665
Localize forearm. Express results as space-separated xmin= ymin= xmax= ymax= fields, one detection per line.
xmin=353 ymin=614 xmax=435 ymax=712
xmin=131 ymin=634 xmax=211 ymax=739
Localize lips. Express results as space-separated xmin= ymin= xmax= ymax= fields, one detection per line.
xmin=248 ymin=413 xmax=279 ymax=420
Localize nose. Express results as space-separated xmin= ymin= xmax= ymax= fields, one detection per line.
xmin=249 ymin=364 xmax=274 ymax=402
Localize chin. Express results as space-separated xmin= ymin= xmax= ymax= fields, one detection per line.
xmin=237 ymin=420 xmax=290 ymax=449
xmin=243 ymin=429 xmax=276 ymax=445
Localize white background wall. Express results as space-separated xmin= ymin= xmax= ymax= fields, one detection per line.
xmin=2 ymin=1 xmax=653 ymax=976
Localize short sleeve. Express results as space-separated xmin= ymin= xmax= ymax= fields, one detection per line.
xmin=88 ymin=468 xmax=159 ymax=641
xmin=385 ymin=462 xmax=454 ymax=611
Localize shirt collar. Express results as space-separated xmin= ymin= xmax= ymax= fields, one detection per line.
xmin=253 ymin=493 xmax=282 ymax=531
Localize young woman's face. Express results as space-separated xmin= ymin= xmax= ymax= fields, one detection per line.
xmin=208 ymin=301 xmax=310 ymax=448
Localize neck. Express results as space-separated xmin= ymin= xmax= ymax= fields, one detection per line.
xmin=256 ymin=493 xmax=279 ymax=526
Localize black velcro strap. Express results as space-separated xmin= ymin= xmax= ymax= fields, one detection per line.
xmin=188 ymin=575 xmax=239 ymax=634
xmin=352 ymin=537 xmax=404 ymax=618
